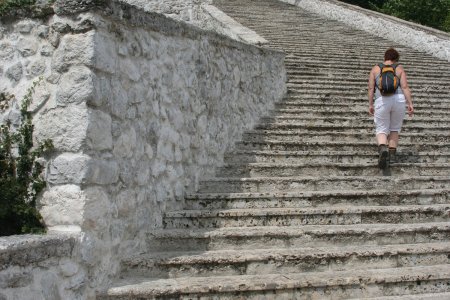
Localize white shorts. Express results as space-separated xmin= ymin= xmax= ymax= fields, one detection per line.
xmin=374 ymin=94 xmax=406 ymax=135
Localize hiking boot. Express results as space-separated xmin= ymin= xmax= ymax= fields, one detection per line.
xmin=389 ymin=147 xmax=397 ymax=164
xmin=378 ymin=144 xmax=389 ymax=169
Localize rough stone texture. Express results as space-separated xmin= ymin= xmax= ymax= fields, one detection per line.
xmin=281 ymin=0 xmax=450 ymax=62
xmin=0 ymin=0 xmax=285 ymax=299
xmin=0 ymin=233 xmax=87 ymax=300
xmin=124 ymin=0 xmax=212 ymax=24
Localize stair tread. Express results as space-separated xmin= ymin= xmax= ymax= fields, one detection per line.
xmin=126 ymin=242 xmax=450 ymax=265
xmin=221 ymin=162 xmax=450 ymax=168
xmin=166 ymin=204 xmax=450 ymax=218
xmin=203 ymin=175 xmax=450 ymax=182
xmin=104 ymin=264 xmax=450 ymax=297
xmin=187 ymin=188 xmax=450 ymax=200
xmin=364 ymin=291 xmax=450 ymax=299
xmin=151 ymin=222 xmax=450 ymax=238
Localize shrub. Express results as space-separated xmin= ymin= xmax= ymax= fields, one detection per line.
xmin=0 ymin=80 xmax=53 ymax=236
xmin=337 ymin=0 xmax=450 ymax=32
xmin=379 ymin=0 xmax=450 ymax=32
xmin=0 ymin=0 xmax=36 ymax=16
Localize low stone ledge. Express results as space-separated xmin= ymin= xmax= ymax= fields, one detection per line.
xmin=0 ymin=233 xmax=78 ymax=270
xmin=201 ymin=4 xmax=268 ymax=45
xmin=282 ymin=0 xmax=450 ymax=62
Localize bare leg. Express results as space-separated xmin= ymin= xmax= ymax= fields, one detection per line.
xmin=376 ymin=133 xmax=388 ymax=145
xmin=388 ymin=131 xmax=399 ymax=148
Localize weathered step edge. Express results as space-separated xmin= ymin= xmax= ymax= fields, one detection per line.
xmin=100 ymin=264 xmax=450 ymax=299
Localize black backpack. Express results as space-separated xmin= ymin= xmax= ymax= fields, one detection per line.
xmin=377 ymin=63 xmax=399 ymax=96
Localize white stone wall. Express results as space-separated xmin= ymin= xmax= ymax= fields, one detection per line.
xmin=125 ymin=0 xmax=211 ymax=24
xmin=281 ymin=0 xmax=450 ymax=62
xmin=0 ymin=233 xmax=85 ymax=300
xmin=0 ymin=1 xmax=286 ymax=298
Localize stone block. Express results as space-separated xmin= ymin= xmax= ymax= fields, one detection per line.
xmin=110 ymin=79 xmax=129 ymax=118
xmin=0 ymin=271 xmax=32 ymax=289
xmin=40 ymin=273 xmax=61 ymax=300
xmin=52 ymin=32 xmax=95 ymax=73
xmin=56 ymin=66 xmax=95 ymax=106
xmin=40 ymin=185 xmax=86 ymax=227
xmin=83 ymin=187 xmax=110 ymax=232
xmin=36 ymin=25 xmax=50 ymax=38
xmin=85 ymin=159 xmax=119 ymax=185
xmin=28 ymin=82 xmax=51 ymax=113
xmin=54 ymin=0 xmax=97 ymax=15
xmin=59 ymin=259 xmax=79 ymax=277
xmin=93 ymin=32 xmax=118 ymax=74
xmin=26 ymin=59 xmax=47 ymax=78
xmin=16 ymin=37 xmax=38 ymax=57
xmin=87 ymin=109 xmax=113 ymax=151
xmin=113 ymin=126 xmax=137 ymax=158
xmin=14 ymin=20 xmax=39 ymax=33
xmin=0 ymin=42 xmax=15 ymax=61
xmin=48 ymin=153 xmax=119 ymax=185
xmin=34 ymin=105 xmax=88 ymax=152
xmin=48 ymin=153 xmax=90 ymax=184
xmin=6 ymin=62 xmax=23 ymax=83
xmin=119 ymin=57 xmax=141 ymax=82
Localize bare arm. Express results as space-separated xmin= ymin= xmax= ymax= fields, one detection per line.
xmin=368 ymin=66 xmax=377 ymax=116
xmin=397 ymin=65 xmax=414 ymax=116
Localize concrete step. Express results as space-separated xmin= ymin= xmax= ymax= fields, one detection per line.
xmin=99 ymin=264 xmax=450 ymax=299
xmin=216 ymin=163 xmax=450 ymax=178
xmin=364 ymin=292 xmax=450 ymax=299
xmin=285 ymin=72 xmax=450 ymax=85
xmin=260 ymin=116 xmax=450 ymax=127
xmin=286 ymin=78 xmax=450 ymax=90
xmin=121 ymin=242 xmax=450 ymax=279
xmin=253 ymin=123 xmax=449 ymax=133
xmin=185 ymin=189 xmax=450 ymax=210
xmin=283 ymin=92 xmax=450 ymax=102
xmin=224 ymin=150 xmax=450 ymax=164
xmin=242 ymin=130 xmax=450 ymax=144
xmin=148 ymin=222 xmax=450 ymax=251
xmin=285 ymin=83 xmax=449 ymax=96
xmin=283 ymin=52 xmax=450 ymax=67
xmin=284 ymin=61 xmax=450 ymax=74
xmin=235 ymin=140 xmax=449 ymax=153
xmin=272 ymin=108 xmax=450 ymax=118
xmin=198 ymin=176 xmax=450 ymax=193
xmin=163 ymin=204 xmax=450 ymax=229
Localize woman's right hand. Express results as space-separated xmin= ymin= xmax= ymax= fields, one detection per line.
xmin=407 ymin=104 xmax=414 ymax=117
xmin=369 ymin=104 xmax=374 ymax=116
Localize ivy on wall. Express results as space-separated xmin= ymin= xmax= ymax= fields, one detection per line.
xmin=0 ymin=80 xmax=53 ymax=236
xmin=338 ymin=0 xmax=450 ymax=32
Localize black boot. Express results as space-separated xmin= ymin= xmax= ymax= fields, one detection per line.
xmin=389 ymin=147 xmax=397 ymax=164
xmin=378 ymin=144 xmax=388 ymax=169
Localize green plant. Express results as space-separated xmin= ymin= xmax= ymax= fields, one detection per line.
xmin=379 ymin=0 xmax=450 ymax=32
xmin=337 ymin=0 xmax=450 ymax=32
xmin=0 ymin=0 xmax=35 ymax=15
xmin=0 ymin=80 xmax=54 ymax=236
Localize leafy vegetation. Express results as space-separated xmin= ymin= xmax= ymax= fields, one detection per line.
xmin=338 ymin=0 xmax=450 ymax=32
xmin=0 ymin=80 xmax=53 ymax=236
xmin=0 ymin=0 xmax=35 ymax=16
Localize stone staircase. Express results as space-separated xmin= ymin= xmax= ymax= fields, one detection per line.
xmin=99 ymin=0 xmax=450 ymax=298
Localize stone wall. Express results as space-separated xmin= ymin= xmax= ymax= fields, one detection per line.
xmin=0 ymin=0 xmax=286 ymax=298
xmin=0 ymin=233 xmax=84 ymax=300
xmin=281 ymin=0 xmax=450 ymax=62
xmin=125 ymin=0 xmax=211 ymax=24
